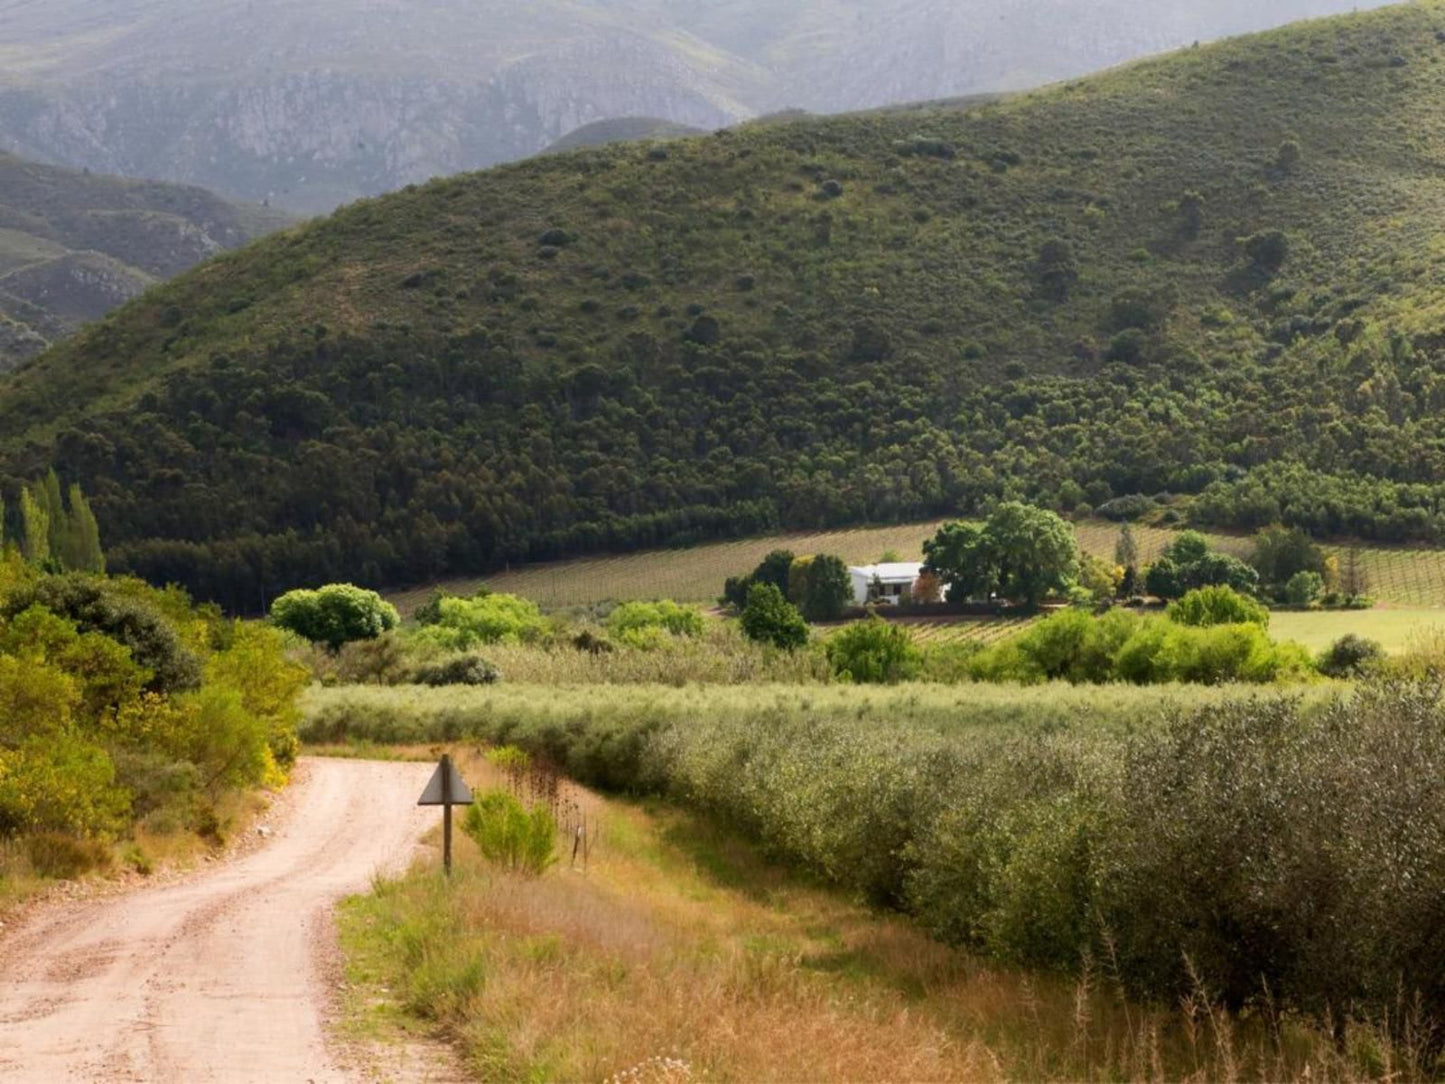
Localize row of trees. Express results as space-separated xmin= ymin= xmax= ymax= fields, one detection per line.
xmin=902 ymin=505 xmax=1364 ymax=613
xmin=5 ymin=470 xmax=105 ymax=574
xmin=1124 ymin=524 xmax=1365 ymax=608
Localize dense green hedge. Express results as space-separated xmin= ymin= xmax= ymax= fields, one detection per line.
xmin=306 ymin=680 xmax=1445 ymax=1034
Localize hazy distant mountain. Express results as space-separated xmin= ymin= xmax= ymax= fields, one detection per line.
xmin=0 ymin=152 xmax=288 ymax=369
xmin=0 ymin=0 xmax=1392 ymax=213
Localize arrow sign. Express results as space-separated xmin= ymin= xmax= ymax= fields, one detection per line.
xmin=417 ymin=754 xmax=473 ymax=875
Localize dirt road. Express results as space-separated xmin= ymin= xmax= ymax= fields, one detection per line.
xmin=0 ymin=757 xmax=436 ymax=1082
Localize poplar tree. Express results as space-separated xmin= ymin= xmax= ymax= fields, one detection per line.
xmin=19 ymin=486 xmax=48 ymax=565
xmin=41 ymin=469 xmax=66 ymax=558
xmin=63 ymin=483 xmax=104 ymax=573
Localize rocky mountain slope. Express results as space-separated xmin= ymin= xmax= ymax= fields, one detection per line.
xmin=3 ymin=3 xmax=1443 ymax=609
xmin=0 ymin=0 xmax=1390 ymax=214
xmin=0 ymin=153 xmax=289 ymax=369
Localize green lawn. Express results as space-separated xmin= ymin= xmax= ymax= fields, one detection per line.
xmin=1270 ymin=608 xmax=1445 ymax=654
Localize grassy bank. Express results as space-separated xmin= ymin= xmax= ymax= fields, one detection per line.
xmin=0 ymin=560 xmax=307 ymax=914
xmin=340 ymin=748 xmax=1419 ymax=1082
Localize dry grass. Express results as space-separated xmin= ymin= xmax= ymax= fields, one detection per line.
xmin=0 ymin=782 xmax=275 ymax=920
xmin=339 ymin=748 xmax=1418 ymax=1083
xmin=0 ymin=838 xmax=44 ymax=918
xmin=479 ymin=621 xmax=830 ymax=685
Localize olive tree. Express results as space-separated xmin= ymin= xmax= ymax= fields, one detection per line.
xmin=270 ymin=584 xmax=399 ymax=650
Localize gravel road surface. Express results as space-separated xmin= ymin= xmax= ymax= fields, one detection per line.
xmin=0 ymin=757 xmax=435 ymax=1082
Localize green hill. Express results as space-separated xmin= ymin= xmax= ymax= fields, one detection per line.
xmin=0 ymin=154 xmax=290 ymax=368
xmin=9 ymin=4 xmax=1445 ymax=609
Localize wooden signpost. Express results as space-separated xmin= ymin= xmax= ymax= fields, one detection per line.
xmin=417 ymin=754 xmax=474 ymax=875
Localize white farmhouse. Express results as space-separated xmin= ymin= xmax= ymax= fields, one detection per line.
xmin=849 ymin=562 xmax=925 ymax=607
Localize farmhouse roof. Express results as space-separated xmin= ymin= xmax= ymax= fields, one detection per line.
xmin=850 ymin=562 xmax=924 ymax=583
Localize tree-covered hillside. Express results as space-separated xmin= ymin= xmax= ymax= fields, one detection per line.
xmin=8 ymin=4 xmax=1445 ymax=609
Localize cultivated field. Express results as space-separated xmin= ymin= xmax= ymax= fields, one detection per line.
xmin=389 ymin=518 xmax=1445 ymax=614
xmin=899 ymin=616 xmax=1043 ymax=647
xmin=387 ymin=521 xmax=953 ymax=612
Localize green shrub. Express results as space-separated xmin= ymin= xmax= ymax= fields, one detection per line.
xmin=410 ymin=655 xmax=501 ymax=687
xmin=5 ymin=574 xmax=202 ymax=693
xmin=461 ymin=791 xmax=557 ymax=875
xmin=1243 ymin=229 xmax=1290 ymax=272
xmin=970 ymin=609 xmax=1308 ymax=686
xmin=413 ymin=593 xmax=548 ymax=649
xmin=740 ymin=583 xmax=809 ymax=650
xmin=1318 ymin=634 xmax=1385 ymax=678
xmin=607 ymin=600 xmax=705 ymax=640
xmin=609 ymin=624 xmax=672 ymax=651
xmin=1284 ymin=570 xmax=1325 ymax=606
xmin=0 ymin=734 xmax=130 ymax=839
xmin=825 ymin=618 xmax=922 ymax=684
xmin=175 ymin=685 xmax=275 ymax=794
xmin=1166 ymin=585 xmax=1269 ymax=628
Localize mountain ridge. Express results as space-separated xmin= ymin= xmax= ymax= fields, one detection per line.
xmin=0 ymin=0 xmax=1394 ymax=213
xmin=0 ymin=152 xmax=290 ymax=368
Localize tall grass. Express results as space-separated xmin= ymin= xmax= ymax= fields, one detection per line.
xmin=479 ymin=627 xmax=830 ymax=685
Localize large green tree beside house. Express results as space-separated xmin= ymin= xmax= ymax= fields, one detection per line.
xmin=924 ymin=504 xmax=1078 ymax=608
